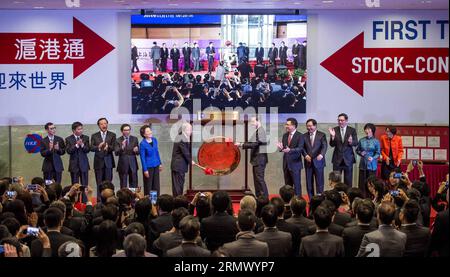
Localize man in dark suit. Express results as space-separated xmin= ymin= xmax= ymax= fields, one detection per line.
xmin=299 ymin=40 xmax=307 ymax=70
xmin=357 ymin=202 xmax=407 ymax=257
xmin=308 ymin=200 xmax=345 ymax=237
xmin=166 ymin=216 xmax=210 ymax=257
xmin=428 ymin=204 xmax=449 ymax=257
xmin=91 ymin=118 xmax=116 ymax=199
xmin=238 ymin=59 xmax=253 ymax=81
xmin=329 ymin=113 xmax=358 ymax=187
xmin=277 ymin=118 xmax=304 ymax=196
xmin=182 ymin=42 xmax=191 ymax=72
xmin=192 ymin=42 xmax=201 ymax=72
xmin=342 ymin=201 xmax=376 ymax=257
xmin=300 ymin=206 xmax=345 ymax=257
xmin=205 ymin=42 xmax=215 ymax=73
xmin=65 ymin=122 xmax=90 ymax=189
xmin=286 ymin=196 xmax=315 ymax=238
xmin=271 ymin=197 xmax=301 ymax=256
xmin=236 ymin=116 xmax=268 ymax=197
xmin=171 ymin=122 xmax=194 ymax=197
xmin=268 ymin=42 xmax=278 ymax=65
xmin=292 ymin=40 xmax=300 ymax=69
xmin=255 ymin=42 xmax=264 ymax=64
xmin=201 ymin=191 xmax=238 ymax=251
xmin=237 ymin=42 xmax=246 ymax=64
xmin=148 ymin=194 xmax=174 ymax=250
xmin=220 ymin=209 xmax=269 ymax=257
xmin=399 ymin=200 xmax=430 ymax=257
xmin=31 ymin=208 xmax=78 ymax=257
xmin=256 ymin=204 xmax=292 ymax=257
xmin=160 ymin=43 xmax=169 ymax=72
xmin=303 ymin=119 xmax=328 ymax=198
xmin=170 ymin=43 xmax=180 ymax=72
xmin=243 ymin=43 xmax=250 ymax=61
xmin=40 ymin=122 xmax=65 ymax=184
xmin=131 ymin=44 xmax=139 ymax=73
xmin=279 ymin=41 xmax=288 ymax=66
xmin=114 ymin=124 xmax=139 ymax=188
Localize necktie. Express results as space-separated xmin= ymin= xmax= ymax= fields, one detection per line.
xmin=310 ymin=133 xmax=314 ymax=145
xmin=76 ymin=136 xmax=79 ymax=141
xmin=341 ymin=128 xmax=345 ymax=141
xmin=102 ymin=132 xmax=106 ymax=142
xmin=125 ymin=137 xmax=129 ymax=147
xmin=288 ymin=133 xmax=292 ymax=146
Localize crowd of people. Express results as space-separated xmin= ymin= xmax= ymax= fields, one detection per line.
xmin=0 ymin=168 xmax=447 ymax=257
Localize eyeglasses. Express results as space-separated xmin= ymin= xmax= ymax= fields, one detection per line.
xmin=49 ymin=127 xmax=56 ymax=130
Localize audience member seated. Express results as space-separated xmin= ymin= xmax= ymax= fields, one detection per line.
xmin=219 ymin=209 xmax=269 ymax=257
xmin=279 ymin=185 xmax=295 ymax=219
xmin=270 ymin=197 xmax=301 ymax=256
xmin=148 ymin=194 xmax=174 ymax=248
xmin=166 ymin=216 xmax=210 ymax=257
xmin=255 ymin=204 xmax=292 ymax=257
xmin=299 ymin=206 xmax=344 ymax=257
xmin=240 ymin=195 xmax=264 ymax=234
xmin=286 ymin=196 xmax=315 ymax=238
xmin=399 ymin=200 xmax=430 ymax=257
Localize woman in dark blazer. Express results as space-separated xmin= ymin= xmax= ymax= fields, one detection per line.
xmin=139 ymin=125 xmax=162 ymax=196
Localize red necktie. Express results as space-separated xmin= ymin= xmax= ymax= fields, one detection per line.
xmin=288 ymin=133 xmax=292 ymax=146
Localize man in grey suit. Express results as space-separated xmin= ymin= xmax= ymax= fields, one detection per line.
xmin=286 ymin=196 xmax=315 ymax=238
xmin=192 ymin=42 xmax=201 ymax=71
xmin=150 ymin=41 xmax=161 ymax=73
xmin=357 ymin=201 xmax=407 ymax=257
xmin=220 ymin=209 xmax=269 ymax=257
xmin=114 ymin=124 xmax=139 ymax=189
xmin=300 ymin=205 xmax=345 ymax=257
xmin=399 ymin=200 xmax=430 ymax=257
xmin=166 ymin=216 xmax=210 ymax=257
xmin=171 ymin=122 xmax=194 ymax=196
xmin=235 ymin=116 xmax=268 ymax=197
xmin=303 ymin=118 xmax=328 ymax=198
xmin=255 ymin=204 xmax=292 ymax=257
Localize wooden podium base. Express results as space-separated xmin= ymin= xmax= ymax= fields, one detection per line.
xmin=186 ymin=189 xmax=253 ymax=203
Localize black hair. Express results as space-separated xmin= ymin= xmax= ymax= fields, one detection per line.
xmin=71 ymin=121 xmax=83 ymax=131
xmin=139 ymin=124 xmax=151 ymax=138
xmin=279 ymin=185 xmax=295 ymax=204
xmin=173 ymin=195 xmax=189 ymax=209
xmin=290 ymin=196 xmax=307 ymax=216
xmin=402 ymin=200 xmax=420 ymax=224
xmin=286 ymin=117 xmax=298 ymax=128
xmin=237 ymin=209 xmax=256 ymax=231
xmin=211 ymin=191 xmax=231 ymax=213
xmin=157 ymin=194 xmax=174 ymax=213
xmin=196 ymin=196 xmax=211 ymax=221
xmin=333 ymin=182 xmax=348 ymax=193
xmin=172 ymin=207 xmax=189 ymax=229
xmin=270 ymin=197 xmax=285 ymax=217
xmin=120 ymin=124 xmax=131 ymax=132
xmin=347 ymin=187 xmax=363 ymax=206
xmin=386 ymin=126 xmax=397 ymax=135
xmin=338 ymin=113 xmax=348 ymax=120
xmin=124 ymin=222 xmax=146 ymax=237
xmin=313 ymin=206 xmax=332 ymax=229
xmin=117 ymin=188 xmax=133 ymax=207
xmin=309 ymin=194 xmax=325 ymax=216
xmin=1 ymin=217 xmax=20 ymax=236
xmin=255 ymin=195 xmax=269 ymax=218
xmin=260 ymin=204 xmax=278 ymax=227
xmin=101 ymin=204 xmax=119 ymax=222
xmin=356 ymin=202 xmax=374 ymax=224
xmin=95 ymin=220 xmax=118 ymax=257
xmin=306 ymin=118 xmax=317 ymax=126
xmin=364 ymin=123 xmax=376 ymax=136
xmin=378 ymin=202 xmax=396 ymax=225
xmin=179 ymin=215 xmax=200 ymax=241
xmin=134 ymin=198 xmax=152 ymax=223
xmin=44 ymin=207 xmax=64 ymax=228
xmin=412 ymin=180 xmax=430 ymax=197
xmin=328 ymin=171 xmax=342 ymax=183
xmin=44 ymin=122 xmax=54 ymax=130
xmin=31 ymin=177 xmax=44 ymax=186
xmin=324 ymin=190 xmax=342 ymax=209
xmin=97 ymin=117 xmax=108 ymax=126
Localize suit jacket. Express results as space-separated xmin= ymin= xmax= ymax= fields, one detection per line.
xmin=281 ymin=131 xmax=304 ymax=171
xmin=201 ymin=212 xmax=239 ymax=251
xmin=91 ymin=131 xmax=116 ymax=169
xmin=309 ymin=222 xmax=344 ymax=237
xmin=182 ymin=47 xmax=191 ymax=60
xmin=399 ymin=224 xmax=430 ymax=257
xmin=279 ymin=46 xmax=288 ymax=59
xmin=255 ymin=47 xmax=264 ymax=59
xmin=242 ymin=127 xmax=268 ymax=166
xmin=237 ymin=45 xmax=246 ymax=60
xmin=334 ymin=211 xmax=352 ymax=227
xmin=192 ymin=47 xmax=200 ymax=59
xmin=329 ymin=126 xmax=358 ymax=166
xmin=206 ymin=46 xmax=215 ymax=58
xmin=343 ymin=223 xmax=377 ymax=257
xmin=31 ymin=231 xmax=78 ymax=257
xmin=357 ymin=225 xmax=407 ymax=257
xmin=150 ymin=45 xmax=161 ymax=60
xmin=276 ymin=219 xmax=301 ymax=256
xmin=286 ymin=215 xmax=315 ymax=238
xmin=160 ymin=47 xmax=169 ymax=59
xmin=300 ymin=231 xmax=345 ymax=257
xmin=148 ymin=213 xmax=173 ymax=247
xmin=170 ymin=135 xmax=191 ymax=173
xmin=255 ymin=228 xmax=292 ymax=257
xmin=65 ymin=134 xmax=90 ymax=173
xmin=40 ymin=135 xmax=65 ymax=172
xmin=166 ymin=242 xmax=211 ymax=257
xmin=302 ymin=131 xmax=327 ymax=169
xmin=114 ymin=135 xmax=139 ymax=173
xmin=379 ymin=134 xmax=404 ymax=165
xmin=220 ymin=231 xmax=269 ymax=257
xmin=131 ymin=46 xmax=138 ymax=60
xmin=170 ymin=48 xmax=180 ymax=60
xmin=292 ymin=44 xmax=300 ymax=56
xmin=429 ymin=209 xmax=449 ymax=257
xmin=268 ymin=47 xmax=278 ymax=60
xmin=140 ymin=138 xmax=162 ymax=170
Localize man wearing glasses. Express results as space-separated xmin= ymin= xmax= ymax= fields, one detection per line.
xmin=114 ymin=124 xmax=140 ymax=189
xmin=40 ymin=122 xmax=66 ymax=184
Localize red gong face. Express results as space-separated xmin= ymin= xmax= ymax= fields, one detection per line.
xmin=197 ymin=137 xmax=241 ymax=175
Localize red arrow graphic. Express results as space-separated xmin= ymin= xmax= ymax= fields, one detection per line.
xmin=0 ymin=17 xmax=115 ymax=79
xmin=320 ymin=32 xmax=449 ymax=96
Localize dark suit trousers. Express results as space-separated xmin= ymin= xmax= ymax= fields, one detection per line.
xmin=171 ymin=171 xmax=185 ymax=197
xmin=305 ymin=164 xmax=325 ymax=198
xmin=293 ymin=57 xmax=299 ymax=69
xmin=284 ymin=166 xmax=302 ymax=196
xmin=252 ymin=165 xmax=268 ymax=197
xmin=333 ymin=161 xmax=353 ymax=187
xmin=208 ymin=57 xmax=214 ymax=72
xmin=132 ymin=59 xmax=139 ymax=72
xmin=172 ymin=59 xmax=179 ymax=72
xmin=256 ymin=57 xmax=263 ymax=64
xmin=161 ymin=58 xmax=167 ymax=72
xmin=143 ymin=166 xmax=160 ymax=196
xmin=152 ymin=59 xmax=160 ymax=72
xmin=358 ymin=169 xmax=376 ymax=198
xmin=280 ymin=57 xmax=287 ymax=66
xmin=184 ymin=58 xmax=190 ymax=71
xmin=43 ymin=171 xmax=62 ymax=185
xmin=119 ymin=169 xmax=138 ymax=189
xmin=95 ymin=168 xmax=113 ymax=199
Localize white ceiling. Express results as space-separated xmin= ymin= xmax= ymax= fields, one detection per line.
xmin=0 ymin=0 xmax=448 ymax=10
